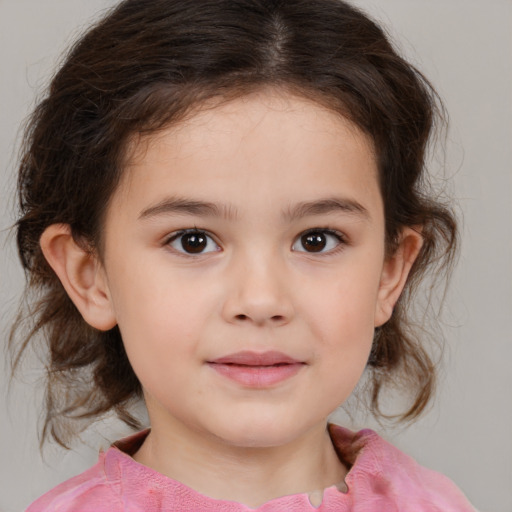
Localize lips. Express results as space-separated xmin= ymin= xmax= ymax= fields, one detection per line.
xmin=207 ymin=351 xmax=305 ymax=387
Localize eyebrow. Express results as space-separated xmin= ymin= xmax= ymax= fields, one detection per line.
xmin=283 ymin=198 xmax=370 ymax=221
xmin=139 ymin=197 xmax=238 ymax=220
xmin=138 ymin=196 xmax=369 ymax=221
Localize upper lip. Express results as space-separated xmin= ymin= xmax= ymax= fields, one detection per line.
xmin=208 ymin=350 xmax=303 ymax=366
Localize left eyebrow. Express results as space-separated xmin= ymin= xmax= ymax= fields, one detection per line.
xmin=282 ymin=197 xmax=370 ymax=222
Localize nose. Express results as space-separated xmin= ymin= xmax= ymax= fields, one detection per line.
xmin=221 ymin=250 xmax=294 ymax=327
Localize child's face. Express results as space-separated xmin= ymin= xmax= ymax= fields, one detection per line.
xmin=95 ymin=90 xmax=404 ymax=448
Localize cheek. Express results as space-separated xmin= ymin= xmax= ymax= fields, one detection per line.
xmin=299 ymin=265 xmax=379 ymax=388
xmin=109 ymin=254 xmax=217 ymax=330
xmin=304 ymin=266 xmax=381 ymax=338
xmin=106 ymin=265 xmax=220 ymax=379
xmin=115 ymin=297 xmax=204 ymax=405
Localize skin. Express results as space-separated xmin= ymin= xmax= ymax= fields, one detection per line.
xmin=41 ymin=89 xmax=422 ymax=507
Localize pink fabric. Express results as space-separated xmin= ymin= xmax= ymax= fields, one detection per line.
xmin=27 ymin=425 xmax=475 ymax=511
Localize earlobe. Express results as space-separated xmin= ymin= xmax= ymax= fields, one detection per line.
xmin=39 ymin=224 xmax=117 ymax=331
xmin=374 ymin=227 xmax=423 ymax=327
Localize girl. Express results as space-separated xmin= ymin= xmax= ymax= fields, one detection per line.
xmin=10 ymin=0 xmax=476 ymax=509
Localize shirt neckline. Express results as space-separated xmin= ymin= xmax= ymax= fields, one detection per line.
xmin=105 ymin=424 xmax=380 ymax=509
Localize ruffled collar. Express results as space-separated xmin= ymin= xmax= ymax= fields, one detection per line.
xmin=104 ymin=424 xmax=381 ymax=510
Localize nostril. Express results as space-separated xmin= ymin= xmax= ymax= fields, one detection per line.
xmin=234 ymin=314 xmax=284 ymax=322
xmin=232 ymin=313 xmax=289 ymax=324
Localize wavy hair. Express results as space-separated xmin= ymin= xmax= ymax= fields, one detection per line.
xmin=11 ymin=0 xmax=457 ymax=447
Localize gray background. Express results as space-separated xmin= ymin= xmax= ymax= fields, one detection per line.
xmin=1 ymin=1 xmax=510 ymax=510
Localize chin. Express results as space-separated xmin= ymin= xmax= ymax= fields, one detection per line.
xmin=206 ymin=414 xmax=317 ymax=450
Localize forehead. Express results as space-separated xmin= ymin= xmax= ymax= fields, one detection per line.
xmin=125 ymin=89 xmax=374 ymax=165
xmin=113 ymin=89 xmax=381 ymax=220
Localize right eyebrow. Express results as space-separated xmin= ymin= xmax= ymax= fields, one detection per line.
xmin=138 ymin=197 xmax=238 ymax=220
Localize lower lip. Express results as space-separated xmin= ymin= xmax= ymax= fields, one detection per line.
xmin=208 ymin=362 xmax=304 ymax=387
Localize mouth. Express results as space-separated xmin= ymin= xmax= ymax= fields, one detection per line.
xmin=207 ymin=350 xmax=306 ymax=388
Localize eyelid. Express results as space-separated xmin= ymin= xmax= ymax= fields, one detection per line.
xmin=164 ymin=228 xmax=221 ymax=256
xmin=162 ymin=227 xmax=347 ymax=257
xmin=291 ymin=228 xmax=347 ymax=254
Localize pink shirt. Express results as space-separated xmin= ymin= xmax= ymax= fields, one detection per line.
xmin=27 ymin=425 xmax=475 ymax=511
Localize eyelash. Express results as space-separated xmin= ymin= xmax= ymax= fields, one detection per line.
xmin=164 ymin=227 xmax=347 ymax=257
xmin=292 ymin=228 xmax=347 ymax=255
xmin=165 ymin=228 xmax=221 ymax=256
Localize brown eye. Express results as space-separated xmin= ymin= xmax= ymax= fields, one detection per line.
xmin=181 ymin=232 xmax=207 ymax=253
xmin=301 ymin=232 xmax=327 ymax=252
xmin=292 ymin=229 xmax=344 ymax=254
xmin=168 ymin=230 xmax=220 ymax=255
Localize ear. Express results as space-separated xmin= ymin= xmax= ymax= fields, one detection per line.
xmin=39 ymin=224 xmax=117 ymax=331
xmin=374 ymin=227 xmax=423 ymax=327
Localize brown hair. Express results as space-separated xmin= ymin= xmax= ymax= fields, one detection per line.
xmin=11 ymin=0 xmax=457 ymax=447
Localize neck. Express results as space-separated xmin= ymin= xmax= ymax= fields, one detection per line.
xmin=133 ymin=419 xmax=347 ymax=507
